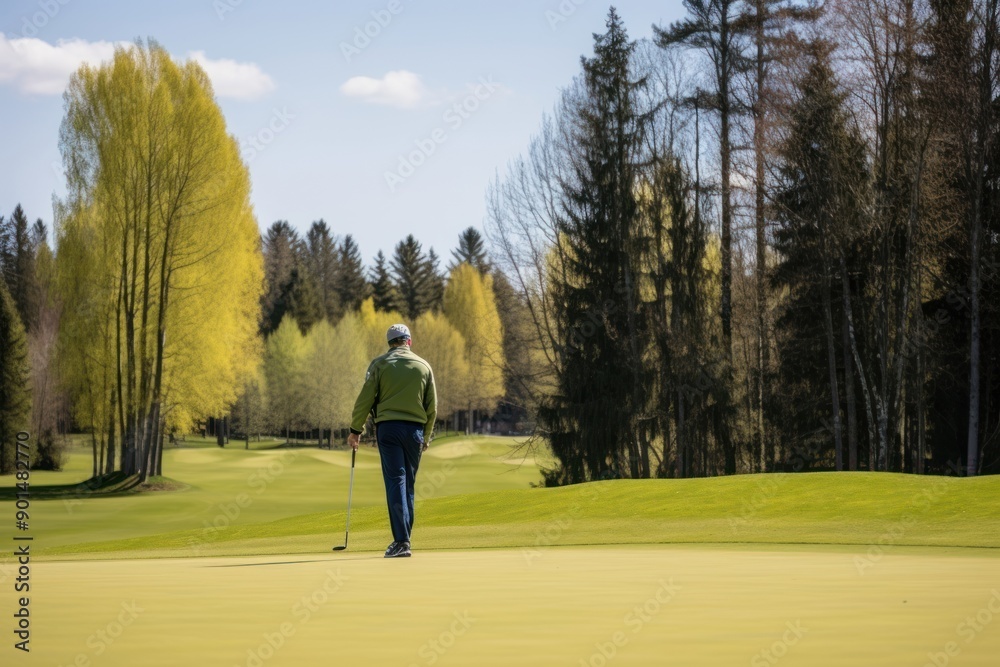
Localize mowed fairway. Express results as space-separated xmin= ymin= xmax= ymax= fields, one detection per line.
xmin=15 ymin=548 xmax=1000 ymax=666
xmin=2 ymin=436 xmax=999 ymax=666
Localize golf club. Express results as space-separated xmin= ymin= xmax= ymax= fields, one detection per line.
xmin=332 ymin=447 xmax=356 ymax=551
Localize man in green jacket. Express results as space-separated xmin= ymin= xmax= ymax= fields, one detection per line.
xmin=348 ymin=323 xmax=436 ymax=558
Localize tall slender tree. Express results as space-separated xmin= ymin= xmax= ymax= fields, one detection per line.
xmin=0 ymin=204 xmax=37 ymax=331
xmin=336 ymin=234 xmax=369 ymax=313
xmin=390 ymin=235 xmax=434 ymax=320
xmin=656 ymin=0 xmax=749 ymax=358
xmin=59 ymin=42 xmax=264 ymax=480
xmin=542 ymin=8 xmax=655 ymax=482
xmin=0 ymin=280 xmax=31 ymax=475
xmin=369 ymin=250 xmax=399 ymax=312
xmin=304 ymin=220 xmax=341 ymax=323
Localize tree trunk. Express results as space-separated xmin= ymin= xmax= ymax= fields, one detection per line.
xmin=840 ymin=253 xmax=878 ymax=468
xmin=842 ymin=310 xmax=859 ymax=471
xmin=754 ymin=0 xmax=769 ymax=474
xmin=107 ymin=391 xmax=117 ymax=474
xmin=821 ymin=256 xmax=844 ymax=471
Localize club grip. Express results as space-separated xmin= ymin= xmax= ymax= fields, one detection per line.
xmin=351 ymin=448 xmax=356 ymax=467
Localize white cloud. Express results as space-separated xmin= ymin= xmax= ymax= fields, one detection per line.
xmin=0 ymin=34 xmax=274 ymax=100
xmin=340 ymin=70 xmax=431 ymax=109
xmin=0 ymin=35 xmax=116 ymax=95
xmin=189 ymin=50 xmax=274 ymax=100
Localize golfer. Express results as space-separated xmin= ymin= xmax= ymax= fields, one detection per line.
xmin=348 ymin=324 xmax=437 ymax=558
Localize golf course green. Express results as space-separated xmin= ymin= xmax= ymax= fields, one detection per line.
xmin=2 ymin=436 xmax=999 ymax=666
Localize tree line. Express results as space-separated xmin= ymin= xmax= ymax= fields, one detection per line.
xmin=487 ymin=3 xmax=1000 ymax=482
xmin=224 ymin=223 xmax=507 ymax=447
xmin=0 ymin=48 xmax=513 ymax=480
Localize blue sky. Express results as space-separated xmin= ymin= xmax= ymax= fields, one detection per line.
xmin=0 ymin=0 xmax=684 ymax=264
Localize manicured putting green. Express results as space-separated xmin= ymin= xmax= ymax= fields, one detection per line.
xmin=11 ymin=546 xmax=1000 ymax=666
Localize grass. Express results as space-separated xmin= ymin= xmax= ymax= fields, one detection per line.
xmin=8 ymin=433 xmax=547 ymax=552
xmin=9 ymin=548 xmax=1000 ymax=666
xmin=10 ymin=435 xmax=997 ymax=559
xmin=2 ymin=435 xmax=998 ymax=666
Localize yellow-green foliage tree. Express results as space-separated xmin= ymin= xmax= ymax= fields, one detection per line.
xmin=413 ymin=311 xmax=469 ymax=427
xmin=443 ymin=263 xmax=505 ymax=432
xmin=264 ymin=315 xmax=306 ymax=442
xmin=357 ymin=297 xmax=405 ymax=361
xmin=57 ymin=42 xmax=264 ymax=480
xmin=302 ymin=315 xmax=369 ymax=445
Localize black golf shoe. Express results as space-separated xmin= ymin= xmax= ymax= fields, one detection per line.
xmin=384 ymin=541 xmax=412 ymax=558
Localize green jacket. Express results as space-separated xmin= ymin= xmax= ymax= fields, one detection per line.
xmin=350 ymin=346 xmax=437 ymax=438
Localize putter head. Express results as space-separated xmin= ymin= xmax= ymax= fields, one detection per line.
xmin=332 ymin=545 xmax=347 ymax=551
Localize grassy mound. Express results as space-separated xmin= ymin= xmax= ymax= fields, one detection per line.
xmin=40 ymin=472 xmax=1000 ymax=559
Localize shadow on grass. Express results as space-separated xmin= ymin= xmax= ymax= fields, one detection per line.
xmin=0 ymin=471 xmax=184 ymax=501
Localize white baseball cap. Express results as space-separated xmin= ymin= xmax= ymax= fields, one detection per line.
xmin=386 ymin=323 xmax=411 ymax=343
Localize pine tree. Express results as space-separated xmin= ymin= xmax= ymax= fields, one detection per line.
xmin=289 ymin=266 xmax=324 ymax=333
xmin=449 ymin=227 xmax=491 ymax=273
xmin=262 ymin=221 xmax=301 ymax=335
xmin=771 ymin=41 xmax=869 ymax=473
xmin=336 ymin=234 xmax=369 ymax=313
xmin=391 ymin=235 xmax=434 ymax=320
xmin=0 ymin=204 xmax=37 ymax=331
xmin=304 ymin=220 xmax=341 ymax=323
xmin=369 ymin=251 xmax=399 ymax=312
xmin=424 ymin=248 xmax=445 ymax=313
xmin=542 ymin=8 xmax=654 ymax=482
xmin=0 ymin=280 xmax=32 ymax=474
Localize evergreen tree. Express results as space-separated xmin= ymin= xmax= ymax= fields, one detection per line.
xmin=262 ymin=221 xmax=301 ymax=335
xmin=336 ymin=234 xmax=369 ymax=313
xmin=0 ymin=280 xmax=32 ymax=474
xmin=771 ymin=41 xmax=869 ymax=472
xmin=390 ymin=235 xmax=435 ymax=320
xmin=449 ymin=227 xmax=491 ymax=273
xmin=369 ymin=250 xmax=399 ymax=312
xmin=542 ymin=8 xmax=655 ymax=482
xmin=424 ymin=248 xmax=445 ymax=313
xmin=288 ymin=266 xmax=324 ymax=333
xmin=304 ymin=220 xmax=341 ymax=323
xmin=0 ymin=204 xmax=37 ymax=331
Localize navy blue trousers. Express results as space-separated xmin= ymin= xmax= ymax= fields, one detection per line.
xmin=376 ymin=420 xmax=424 ymax=543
